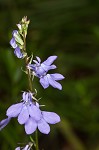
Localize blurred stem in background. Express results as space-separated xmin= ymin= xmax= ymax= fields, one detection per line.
xmin=59 ymin=118 xmax=86 ymax=150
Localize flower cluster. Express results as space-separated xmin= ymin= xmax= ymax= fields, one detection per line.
xmin=0 ymin=92 xmax=60 ymax=135
xmin=0 ymin=16 xmax=64 ymax=149
xmin=28 ymin=56 xmax=64 ymax=90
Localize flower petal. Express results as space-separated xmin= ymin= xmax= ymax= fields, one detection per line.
xmin=28 ymin=104 xmax=41 ymax=121
xmin=36 ymin=67 xmax=45 ymax=77
xmin=36 ymin=56 xmax=41 ymax=63
xmin=42 ymin=56 xmax=57 ymax=66
xmin=22 ymin=92 xmax=32 ymax=103
xmin=14 ymin=47 xmax=23 ymax=58
xmin=22 ymin=92 xmax=27 ymax=101
xmin=49 ymin=65 xmax=57 ymax=70
xmin=33 ymin=60 xmax=39 ymax=65
xmin=41 ymin=64 xmax=56 ymax=72
xmin=10 ymin=38 xmax=17 ymax=49
xmin=25 ymin=117 xmax=37 ymax=134
xmin=42 ymin=111 xmax=60 ymax=124
xmin=50 ymin=73 xmax=65 ymax=80
xmin=23 ymin=145 xmax=30 ymax=150
xmin=17 ymin=24 xmax=22 ymax=30
xmin=38 ymin=118 xmax=50 ymax=134
xmin=12 ymin=30 xmax=18 ymax=36
xmin=47 ymin=74 xmax=62 ymax=90
xmin=40 ymin=76 xmax=49 ymax=89
xmin=0 ymin=117 xmax=11 ymax=131
xmin=18 ymin=105 xmax=29 ymax=124
xmin=6 ymin=103 xmax=23 ymax=117
xmin=27 ymin=64 xmax=36 ymax=71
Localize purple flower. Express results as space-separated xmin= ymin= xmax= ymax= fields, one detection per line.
xmin=28 ymin=56 xmax=65 ymax=90
xmin=40 ymin=73 xmax=64 ymax=90
xmin=28 ymin=56 xmax=57 ymax=77
xmin=0 ymin=117 xmax=11 ymax=131
xmin=14 ymin=47 xmax=23 ymax=58
xmin=10 ymin=37 xmax=17 ymax=49
xmin=10 ymin=30 xmax=23 ymax=59
xmin=10 ymin=30 xmax=19 ymax=49
xmin=6 ymin=92 xmax=41 ymax=125
xmin=0 ymin=92 xmax=60 ymax=135
xmin=15 ymin=145 xmax=30 ymax=150
xmin=25 ymin=110 xmax=60 ymax=135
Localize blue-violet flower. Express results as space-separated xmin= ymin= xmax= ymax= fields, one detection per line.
xmin=0 ymin=92 xmax=60 ymax=134
xmin=15 ymin=144 xmax=30 ymax=150
xmin=28 ymin=56 xmax=64 ymax=90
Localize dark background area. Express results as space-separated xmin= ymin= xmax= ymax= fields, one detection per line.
xmin=0 ymin=0 xmax=99 ymax=150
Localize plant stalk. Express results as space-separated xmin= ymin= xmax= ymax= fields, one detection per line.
xmin=23 ymin=32 xmax=39 ymax=150
xmin=35 ymin=130 xmax=39 ymax=150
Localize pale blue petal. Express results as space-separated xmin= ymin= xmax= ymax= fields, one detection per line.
xmin=6 ymin=103 xmax=23 ymax=117
xmin=23 ymin=145 xmax=30 ymax=150
xmin=33 ymin=56 xmax=41 ymax=65
xmin=28 ymin=92 xmax=32 ymax=102
xmin=49 ymin=65 xmax=57 ymax=70
xmin=14 ymin=47 xmax=23 ymax=58
xmin=42 ymin=111 xmax=60 ymax=124
xmin=42 ymin=56 xmax=57 ymax=66
xmin=10 ymin=38 xmax=17 ymax=48
xmin=0 ymin=117 xmax=11 ymax=131
xmin=36 ymin=56 xmax=41 ymax=63
xmin=15 ymin=145 xmax=30 ymax=150
xmin=27 ymin=64 xmax=36 ymax=71
xmin=28 ymin=104 xmax=41 ymax=121
xmin=25 ymin=117 xmax=37 ymax=134
xmin=47 ymin=74 xmax=62 ymax=90
xmin=41 ymin=64 xmax=51 ymax=72
xmin=18 ymin=105 xmax=29 ymax=124
xmin=41 ymin=64 xmax=56 ymax=72
xmin=50 ymin=73 xmax=65 ymax=80
xmin=33 ymin=60 xmax=39 ymax=65
xmin=12 ymin=30 xmax=18 ymax=36
xmin=36 ymin=67 xmax=45 ymax=77
xmin=22 ymin=92 xmax=32 ymax=102
xmin=40 ymin=76 xmax=49 ymax=89
xmin=38 ymin=118 xmax=50 ymax=134
xmin=22 ymin=92 xmax=26 ymax=101
xmin=36 ymin=102 xmax=40 ymax=108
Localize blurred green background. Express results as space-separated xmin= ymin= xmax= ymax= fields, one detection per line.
xmin=0 ymin=0 xmax=99 ymax=150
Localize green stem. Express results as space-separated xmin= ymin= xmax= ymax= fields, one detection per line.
xmin=23 ymin=32 xmax=39 ymax=150
xmin=23 ymin=33 xmax=33 ymax=91
xmin=35 ymin=130 xmax=39 ymax=150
